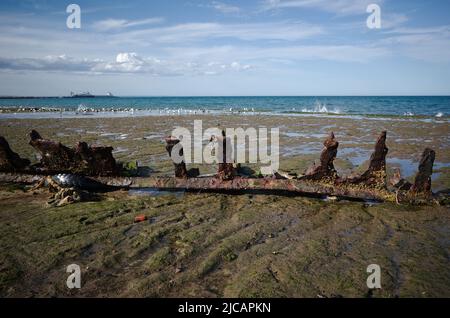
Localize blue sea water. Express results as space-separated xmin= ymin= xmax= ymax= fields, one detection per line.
xmin=0 ymin=96 xmax=449 ymax=118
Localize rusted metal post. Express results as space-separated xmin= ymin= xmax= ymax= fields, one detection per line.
xmin=339 ymin=131 xmax=388 ymax=188
xmin=217 ymin=130 xmax=235 ymax=180
xmin=410 ymin=148 xmax=435 ymax=195
xmin=165 ymin=136 xmax=188 ymax=179
xmin=302 ymin=132 xmax=339 ymax=181
xmin=0 ymin=136 xmax=30 ymax=172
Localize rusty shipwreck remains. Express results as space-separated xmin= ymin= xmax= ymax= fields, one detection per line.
xmin=0 ymin=129 xmax=446 ymax=205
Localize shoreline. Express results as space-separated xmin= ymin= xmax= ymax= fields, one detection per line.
xmin=0 ymin=107 xmax=448 ymax=122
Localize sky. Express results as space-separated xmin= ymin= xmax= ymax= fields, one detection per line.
xmin=0 ymin=0 xmax=449 ymax=96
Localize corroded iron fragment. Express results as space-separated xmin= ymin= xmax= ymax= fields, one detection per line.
xmin=0 ymin=127 xmax=444 ymax=205
xmin=74 ymin=142 xmax=119 ymax=176
xmin=393 ymin=148 xmax=436 ymax=204
xmin=29 ymin=130 xmax=119 ymax=176
xmin=0 ymin=136 xmax=30 ymax=172
xmin=165 ymin=136 xmax=188 ymax=178
xmin=217 ymin=130 xmax=235 ymax=180
xmin=302 ymin=132 xmax=338 ymax=181
xmin=340 ymin=131 xmax=388 ymax=188
xmin=390 ymin=169 xmax=412 ymax=190
xmin=410 ymin=148 xmax=435 ymax=195
xmin=29 ymin=130 xmax=75 ymax=171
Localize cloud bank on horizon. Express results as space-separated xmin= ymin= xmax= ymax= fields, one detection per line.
xmin=0 ymin=0 xmax=449 ymax=96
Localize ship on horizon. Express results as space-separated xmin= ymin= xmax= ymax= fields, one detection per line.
xmin=69 ymin=91 xmax=115 ymax=98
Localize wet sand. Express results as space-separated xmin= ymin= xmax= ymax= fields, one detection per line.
xmin=0 ymin=114 xmax=449 ymax=297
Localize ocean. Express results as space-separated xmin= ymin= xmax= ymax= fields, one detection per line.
xmin=0 ymin=96 xmax=448 ymax=118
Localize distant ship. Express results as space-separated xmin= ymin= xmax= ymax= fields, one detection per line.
xmin=69 ymin=92 xmax=115 ymax=98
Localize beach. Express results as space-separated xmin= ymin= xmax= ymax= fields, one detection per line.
xmin=0 ymin=113 xmax=449 ymax=297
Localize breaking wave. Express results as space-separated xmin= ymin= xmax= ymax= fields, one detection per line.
xmin=301 ymin=101 xmax=341 ymax=114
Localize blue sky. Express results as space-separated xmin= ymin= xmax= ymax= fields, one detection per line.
xmin=0 ymin=0 xmax=449 ymax=96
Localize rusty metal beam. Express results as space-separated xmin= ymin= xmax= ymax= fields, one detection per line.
xmin=0 ymin=172 xmax=394 ymax=202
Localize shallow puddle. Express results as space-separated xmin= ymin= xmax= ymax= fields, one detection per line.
xmin=128 ymin=188 xmax=186 ymax=198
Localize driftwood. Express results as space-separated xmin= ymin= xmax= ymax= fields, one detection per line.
xmin=28 ymin=130 xmax=119 ymax=176
xmin=0 ymin=136 xmax=30 ymax=172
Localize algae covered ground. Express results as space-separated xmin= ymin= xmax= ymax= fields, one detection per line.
xmin=0 ymin=186 xmax=449 ymax=298
xmin=0 ymin=114 xmax=449 ymax=297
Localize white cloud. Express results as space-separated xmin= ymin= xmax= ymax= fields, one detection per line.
xmin=0 ymin=53 xmax=253 ymax=76
xmin=379 ymin=25 xmax=450 ymax=62
xmin=261 ymin=0 xmax=381 ymax=15
xmin=381 ymin=13 xmax=408 ymax=29
xmin=210 ymin=1 xmax=241 ymax=14
xmin=111 ymin=21 xmax=324 ymax=44
xmin=93 ymin=17 xmax=165 ymax=31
